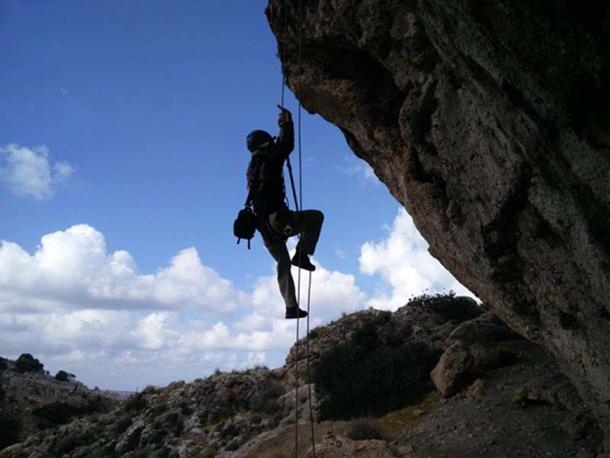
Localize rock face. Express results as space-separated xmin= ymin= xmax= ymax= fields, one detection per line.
xmin=266 ymin=0 xmax=610 ymax=439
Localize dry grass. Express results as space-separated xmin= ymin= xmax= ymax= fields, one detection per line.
xmin=239 ymin=420 xmax=347 ymax=458
xmin=374 ymin=391 xmax=441 ymax=438
xmin=238 ymin=392 xmax=443 ymax=457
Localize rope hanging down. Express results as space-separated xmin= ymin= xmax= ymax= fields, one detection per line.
xmin=281 ymin=81 xmax=317 ymax=458
xmin=279 ymin=1 xmax=316 ymax=456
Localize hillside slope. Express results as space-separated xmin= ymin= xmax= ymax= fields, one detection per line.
xmin=1 ymin=295 xmax=602 ymax=457
xmin=0 ymin=355 xmax=115 ymax=450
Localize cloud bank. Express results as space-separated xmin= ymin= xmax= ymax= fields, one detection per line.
xmin=0 ymin=224 xmax=241 ymax=313
xmin=0 ymin=209 xmax=473 ymax=389
xmin=0 ymin=224 xmax=366 ymax=389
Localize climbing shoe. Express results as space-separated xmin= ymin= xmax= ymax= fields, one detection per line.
xmin=285 ymin=307 xmax=308 ymax=319
xmin=291 ymin=251 xmax=316 ymax=271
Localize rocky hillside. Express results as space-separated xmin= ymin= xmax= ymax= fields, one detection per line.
xmin=1 ymin=294 xmax=603 ymax=457
xmin=266 ymin=0 xmax=610 ymax=443
xmin=0 ymin=354 xmax=115 ymax=450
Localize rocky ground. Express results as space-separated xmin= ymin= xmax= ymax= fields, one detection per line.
xmin=392 ymin=342 xmax=601 ymax=458
xmin=0 ymin=295 xmax=604 ymax=457
xmin=0 ymin=355 xmax=115 ymax=450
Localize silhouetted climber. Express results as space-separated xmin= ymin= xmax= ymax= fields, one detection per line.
xmin=246 ymin=107 xmax=324 ymax=319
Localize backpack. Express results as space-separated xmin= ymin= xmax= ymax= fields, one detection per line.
xmin=233 ymin=205 xmax=257 ymax=249
xmin=234 ymin=155 xmax=266 ymax=250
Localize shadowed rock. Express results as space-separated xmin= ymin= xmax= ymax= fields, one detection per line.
xmin=267 ymin=0 xmax=610 ymax=442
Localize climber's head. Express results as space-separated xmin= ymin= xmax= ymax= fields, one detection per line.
xmin=246 ymin=130 xmax=273 ymax=152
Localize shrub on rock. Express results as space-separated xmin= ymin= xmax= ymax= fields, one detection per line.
xmin=408 ymin=292 xmax=482 ymax=323
xmin=55 ymin=370 xmax=74 ymax=382
xmin=344 ymin=419 xmax=383 ymax=440
xmin=313 ymin=316 xmax=441 ymax=420
xmin=125 ymin=392 xmax=148 ymax=412
xmin=249 ymin=380 xmax=285 ymax=414
xmin=15 ymin=353 xmax=44 ymax=373
xmin=33 ymin=401 xmax=85 ymax=427
xmin=32 ymin=396 xmax=110 ymax=428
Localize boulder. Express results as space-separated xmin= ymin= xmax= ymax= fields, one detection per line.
xmin=431 ymin=313 xmax=519 ymax=396
xmin=431 ymin=342 xmax=474 ymax=397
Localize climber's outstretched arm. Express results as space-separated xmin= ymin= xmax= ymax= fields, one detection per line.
xmin=275 ymin=105 xmax=294 ymax=159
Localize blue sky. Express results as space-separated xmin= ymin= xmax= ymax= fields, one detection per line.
xmin=0 ymin=0 xmax=471 ymax=390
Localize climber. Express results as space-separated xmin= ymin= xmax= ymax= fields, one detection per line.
xmin=245 ymin=106 xmax=324 ymax=319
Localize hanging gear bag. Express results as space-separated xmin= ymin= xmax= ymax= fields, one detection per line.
xmin=234 ymin=207 xmax=256 ymax=249
xmin=234 ymin=191 xmax=257 ymax=249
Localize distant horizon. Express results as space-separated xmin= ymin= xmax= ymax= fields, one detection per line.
xmin=0 ymin=0 xmax=473 ymax=391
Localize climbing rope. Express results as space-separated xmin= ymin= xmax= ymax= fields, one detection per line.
xmin=280 ymin=42 xmax=302 ymax=458
xmin=278 ymin=1 xmax=317 ymax=456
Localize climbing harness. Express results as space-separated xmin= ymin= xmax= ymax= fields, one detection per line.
xmin=279 ymin=1 xmax=317 ymax=456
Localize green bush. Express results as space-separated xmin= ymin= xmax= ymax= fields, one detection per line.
xmin=32 ymin=401 xmax=84 ymax=427
xmin=15 ymin=353 xmax=44 ymax=373
xmin=32 ymin=397 xmax=109 ymax=428
xmin=179 ymin=402 xmax=193 ymax=416
xmin=408 ymin=292 xmax=481 ymax=323
xmin=113 ymin=415 xmax=133 ymax=434
xmin=0 ymin=415 xmax=21 ymax=449
xmin=344 ymin=419 xmax=383 ymax=440
xmin=55 ymin=370 xmax=74 ymax=382
xmin=125 ymin=392 xmax=148 ymax=412
xmin=313 ymin=317 xmax=441 ymax=420
xmin=149 ymin=402 xmax=169 ymax=417
xmin=308 ymin=327 xmax=320 ymax=339
xmin=0 ymin=358 xmax=7 ymax=371
xmin=249 ymin=381 xmax=285 ymax=414
xmin=52 ymin=430 xmax=86 ymax=455
xmin=142 ymin=385 xmax=159 ymax=395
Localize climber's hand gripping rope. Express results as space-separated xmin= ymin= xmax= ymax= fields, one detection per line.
xmin=277 ymin=104 xmax=292 ymax=126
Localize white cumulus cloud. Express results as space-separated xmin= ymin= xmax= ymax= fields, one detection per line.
xmin=0 ymin=224 xmax=369 ymax=389
xmin=0 ymin=212 xmax=475 ymax=390
xmin=0 ymin=224 xmax=242 ymax=313
xmin=0 ymin=144 xmax=74 ymax=199
xmin=359 ymin=208 xmax=475 ymax=310
xmin=250 ymin=252 xmax=366 ymax=322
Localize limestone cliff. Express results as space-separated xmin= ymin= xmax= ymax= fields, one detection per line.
xmin=267 ymin=0 xmax=610 ymax=440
